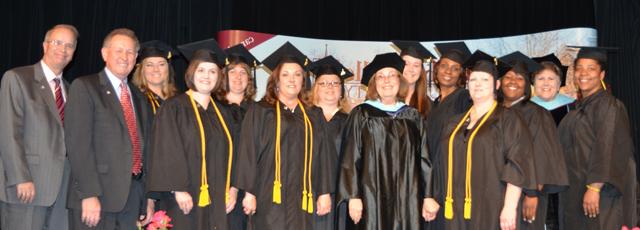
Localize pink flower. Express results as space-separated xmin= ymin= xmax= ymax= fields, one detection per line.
xmin=146 ymin=210 xmax=173 ymax=230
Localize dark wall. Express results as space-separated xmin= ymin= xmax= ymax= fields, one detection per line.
xmin=1 ymin=0 xmax=638 ymax=165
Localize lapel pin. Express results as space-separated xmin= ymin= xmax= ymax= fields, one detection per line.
xmin=41 ymin=85 xmax=46 ymax=89
xmin=106 ymin=90 xmax=111 ymax=95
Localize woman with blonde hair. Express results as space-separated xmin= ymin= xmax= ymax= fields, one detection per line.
xmin=132 ymin=40 xmax=178 ymax=114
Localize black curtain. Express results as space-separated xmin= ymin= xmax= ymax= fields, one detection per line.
xmin=593 ymin=0 xmax=640 ymax=178
xmin=1 ymin=0 xmax=638 ymax=170
xmin=0 ymin=0 xmax=232 ymax=90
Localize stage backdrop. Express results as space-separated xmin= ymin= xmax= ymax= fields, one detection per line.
xmin=217 ymin=28 xmax=596 ymax=107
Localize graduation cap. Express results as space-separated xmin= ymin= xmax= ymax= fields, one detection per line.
xmin=261 ymin=41 xmax=310 ymax=71
xmin=499 ymin=51 xmax=543 ymax=78
xmin=361 ymin=53 xmax=404 ymax=86
xmin=224 ymin=44 xmax=261 ymax=68
xmin=138 ymin=40 xmax=177 ymax=62
xmin=177 ymin=38 xmax=226 ymax=67
xmin=434 ymin=41 xmax=472 ymax=64
xmin=463 ymin=50 xmax=510 ymax=78
xmin=308 ymin=55 xmax=353 ymax=80
xmin=568 ymin=46 xmax=618 ymax=71
xmin=532 ymin=53 xmax=569 ymax=85
xmin=391 ymin=40 xmax=435 ymax=62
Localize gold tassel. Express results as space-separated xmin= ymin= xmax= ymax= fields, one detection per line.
xmin=444 ymin=197 xmax=454 ymax=219
xmin=302 ymin=191 xmax=308 ymax=211
xmin=463 ymin=198 xmax=472 ymax=219
xmin=601 ymin=79 xmax=607 ymax=91
xmin=306 ymin=192 xmax=314 ymax=214
xmin=273 ymin=181 xmax=281 ymax=204
xmin=198 ymin=184 xmax=211 ymax=207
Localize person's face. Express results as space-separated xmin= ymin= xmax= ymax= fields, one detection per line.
xmin=436 ymin=58 xmax=463 ymax=88
xmin=573 ymin=58 xmax=605 ymax=96
xmin=468 ymin=71 xmax=498 ymax=102
xmin=500 ymin=70 xmax=526 ymax=102
xmin=193 ymin=62 xmax=219 ymax=94
xmin=402 ymin=55 xmax=422 ymax=85
xmin=42 ymin=28 xmax=77 ymax=71
xmin=533 ymin=69 xmax=561 ymax=101
xmin=142 ymin=57 xmax=169 ymax=87
xmin=101 ymin=35 xmax=137 ymax=79
xmin=314 ymin=74 xmax=342 ymax=106
xmin=227 ymin=64 xmax=249 ymax=95
xmin=277 ymin=63 xmax=304 ymax=100
xmin=375 ymin=67 xmax=401 ymax=102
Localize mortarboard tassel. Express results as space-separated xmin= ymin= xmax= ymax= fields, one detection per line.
xmin=601 ymin=79 xmax=607 ymax=91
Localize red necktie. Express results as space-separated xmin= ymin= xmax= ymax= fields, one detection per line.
xmin=120 ymin=81 xmax=142 ymax=175
xmin=53 ymin=78 xmax=64 ymax=122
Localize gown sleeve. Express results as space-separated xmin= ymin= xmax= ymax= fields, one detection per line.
xmin=312 ymin=109 xmax=338 ymax=196
xmin=499 ymin=109 xmax=536 ymax=191
xmin=528 ymin=106 xmax=569 ymax=194
xmin=419 ymin=115 xmax=433 ymax=198
xmin=586 ymin=97 xmax=635 ymax=196
xmin=233 ymin=104 xmax=261 ymax=194
xmin=146 ymin=100 xmax=190 ymax=192
xmin=337 ymin=106 xmax=365 ymax=202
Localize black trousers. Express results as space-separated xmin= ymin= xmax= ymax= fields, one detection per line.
xmin=69 ymin=179 xmax=145 ymax=230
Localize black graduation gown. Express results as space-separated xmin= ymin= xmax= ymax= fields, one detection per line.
xmin=437 ymin=106 xmax=536 ymax=230
xmin=558 ymin=90 xmax=637 ymax=229
xmin=146 ymin=94 xmax=234 ymax=230
xmin=337 ymin=103 xmax=431 ymax=230
xmin=510 ymin=101 xmax=569 ymax=230
xmin=311 ymin=107 xmax=349 ymax=230
xmin=424 ymin=88 xmax=471 ymax=230
xmin=234 ymin=100 xmax=336 ymax=230
xmin=226 ymin=99 xmax=255 ymax=230
xmin=548 ymin=104 xmax=573 ymax=126
xmin=143 ymin=91 xmax=174 ymax=211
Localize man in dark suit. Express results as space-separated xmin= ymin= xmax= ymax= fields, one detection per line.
xmin=65 ymin=28 xmax=154 ymax=229
xmin=0 ymin=24 xmax=77 ymax=230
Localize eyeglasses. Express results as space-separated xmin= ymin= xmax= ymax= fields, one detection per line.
xmin=317 ymin=81 xmax=341 ymax=88
xmin=47 ymin=40 xmax=76 ymax=50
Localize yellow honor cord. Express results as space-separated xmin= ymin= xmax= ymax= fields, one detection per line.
xmin=187 ymin=91 xmax=234 ymax=207
xmin=445 ymin=101 xmax=497 ymax=220
xmin=273 ymin=100 xmax=314 ymax=214
xmin=146 ymin=91 xmax=160 ymax=114
xmin=210 ymin=97 xmax=234 ymax=204
xmin=273 ymin=101 xmax=283 ymax=204
xmin=299 ymin=101 xmax=314 ymax=213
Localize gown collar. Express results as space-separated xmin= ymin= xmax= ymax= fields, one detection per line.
xmin=364 ymin=99 xmax=406 ymax=112
xmin=530 ymin=94 xmax=575 ymax=110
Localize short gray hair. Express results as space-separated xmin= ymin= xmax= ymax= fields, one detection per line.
xmin=43 ymin=24 xmax=79 ymax=43
xmin=102 ymin=28 xmax=140 ymax=51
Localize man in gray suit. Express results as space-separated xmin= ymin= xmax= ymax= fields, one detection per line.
xmin=0 ymin=24 xmax=77 ymax=230
xmin=65 ymin=28 xmax=154 ymax=230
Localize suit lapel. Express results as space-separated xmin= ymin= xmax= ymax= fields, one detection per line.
xmin=33 ymin=63 xmax=63 ymax=126
xmin=97 ymin=71 xmax=127 ymax=127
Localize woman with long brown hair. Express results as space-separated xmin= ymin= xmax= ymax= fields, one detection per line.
xmin=234 ymin=42 xmax=335 ymax=230
xmin=147 ymin=43 xmax=237 ymax=229
xmin=392 ymin=40 xmax=435 ymax=118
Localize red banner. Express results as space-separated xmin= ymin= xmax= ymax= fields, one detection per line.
xmin=216 ymin=30 xmax=275 ymax=50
